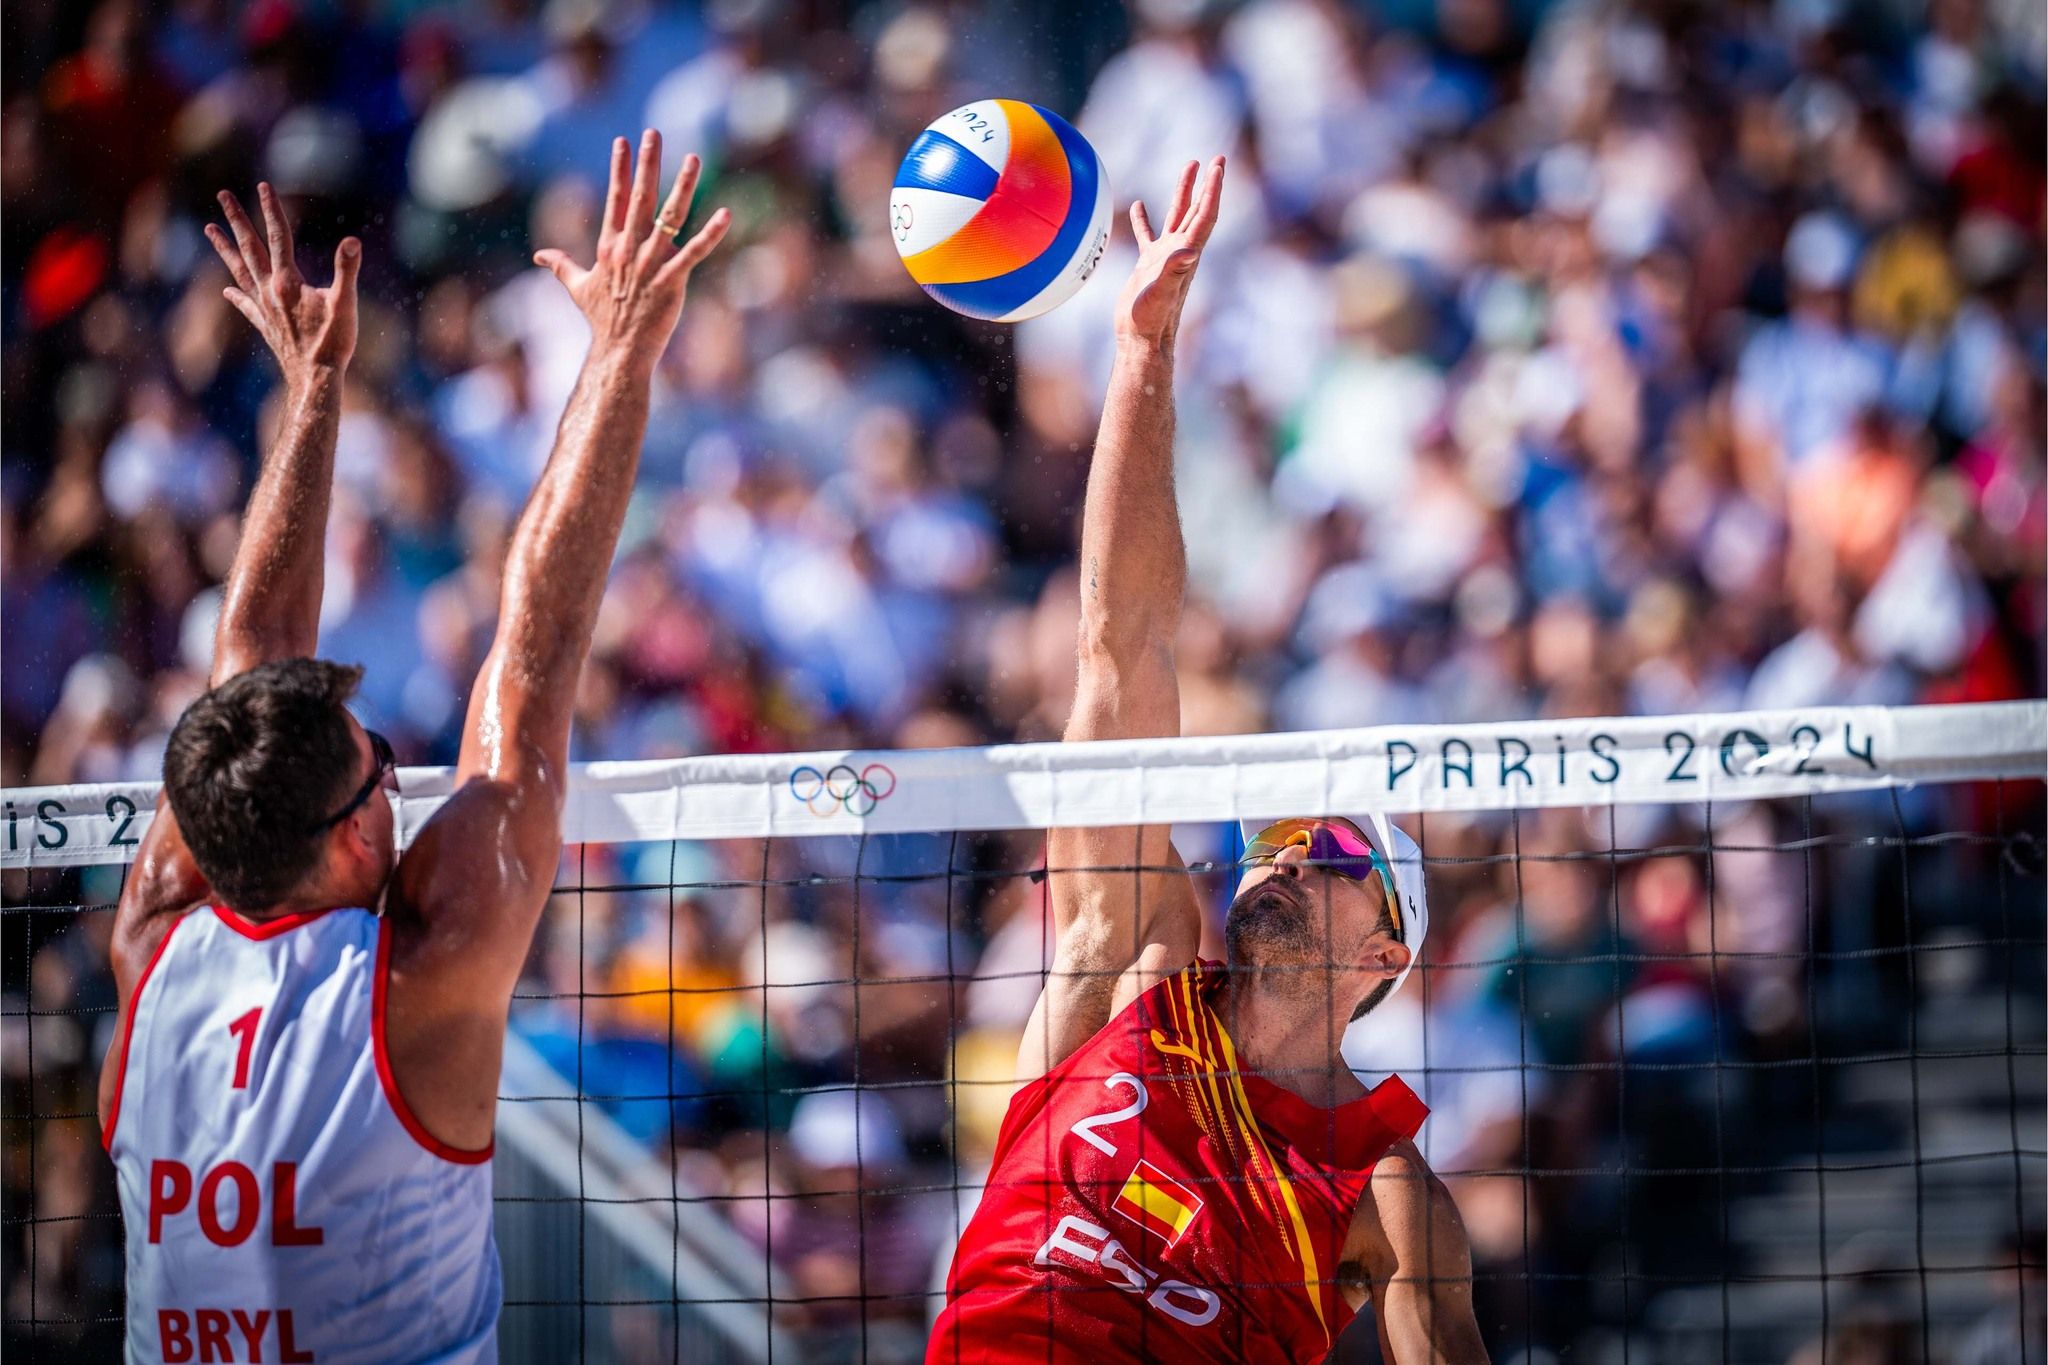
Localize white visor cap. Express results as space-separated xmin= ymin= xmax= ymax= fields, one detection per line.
xmin=1237 ymin=811 xmax=1430 ymax=1005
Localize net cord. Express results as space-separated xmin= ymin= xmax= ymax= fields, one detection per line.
xmin=5 ymin=702 xmax=2041 ymax=869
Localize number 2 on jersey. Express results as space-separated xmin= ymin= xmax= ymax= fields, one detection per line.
xmin=227 ymin=1007 xmax=261 ymax=1089
xmin=1070 ymin=1072 xmax=1150 ymax=1156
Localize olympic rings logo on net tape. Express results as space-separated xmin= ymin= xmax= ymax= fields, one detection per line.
xmin=788 ymin=763 xmax=898 ymax=817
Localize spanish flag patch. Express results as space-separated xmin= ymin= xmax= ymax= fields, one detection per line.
xmin=1112 ymin=1159 xmax=1204 ymax=1249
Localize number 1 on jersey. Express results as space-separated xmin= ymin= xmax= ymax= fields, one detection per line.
xmin=228 ymin=1007 xmax=262 ymax=1089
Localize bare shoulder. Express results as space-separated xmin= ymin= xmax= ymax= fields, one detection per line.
xmin=1346 ymin=1140 xmax=1471 ymax=1275
xmin=393 ymin=777 xmax=554 ymax=927
xmin=385 ymin=771 xmax=564 ymax=1018
xmin=101 ymin=798 xmax=211 ymax=1128
xmin=1341 ymin=1140 xmax=1489 ymax=1360
xmin=111 ymin=799 xmax=210 ymax=993
xmin=1369 ymin=1138 xmax=1439 ymax=1199
xmin=379 ymin=777 xmax=556 ymax=1154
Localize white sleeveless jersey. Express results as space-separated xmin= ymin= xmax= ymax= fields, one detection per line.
xmin=105 ymin=905 xmax=501 ymax=1364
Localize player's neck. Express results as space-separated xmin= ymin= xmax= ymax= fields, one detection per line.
xmin=1218 ymin=969 xmax=1368 ymax=1109
xmin=248 ymin=865 xmax=385 ymax=919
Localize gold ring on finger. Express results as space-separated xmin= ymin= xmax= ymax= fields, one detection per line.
xmin=655 ymin=215 xmax=684 ymax=243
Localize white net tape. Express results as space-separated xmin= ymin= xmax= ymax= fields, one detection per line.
xmin=5 ymin=701 xmax=2040 ymax=868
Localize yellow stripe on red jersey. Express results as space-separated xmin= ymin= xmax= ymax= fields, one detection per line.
xmin=929 ymin=962 xmax=1428 ymax=1365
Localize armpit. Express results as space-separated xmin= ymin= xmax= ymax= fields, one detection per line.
xmin=1335 ymin=1256 xmax=1373 ymax=1311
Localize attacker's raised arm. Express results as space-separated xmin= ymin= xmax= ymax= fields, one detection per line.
xmin=1023 ymin=157 xmax=1226 ymax=1083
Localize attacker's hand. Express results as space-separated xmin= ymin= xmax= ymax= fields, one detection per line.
xmin=1114 ymin=156 xmax=1224 ymax=352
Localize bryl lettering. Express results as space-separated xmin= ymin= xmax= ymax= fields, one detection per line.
xmin=158 ymin=1307 xmax=315 ymax=1362
xmin=1034 ymin=1214 xmax=1221 ymax=1328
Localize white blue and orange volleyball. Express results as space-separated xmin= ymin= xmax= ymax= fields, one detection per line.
xmin=891 ymin=100 xmax=1112 ymax=323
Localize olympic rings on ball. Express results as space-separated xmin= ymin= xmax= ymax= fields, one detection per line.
xmin=788 ymin=763 xmax=898 ymax=817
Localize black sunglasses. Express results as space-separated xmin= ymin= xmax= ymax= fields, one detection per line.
xmin=308 ymin=729 xmax=395 ymax=834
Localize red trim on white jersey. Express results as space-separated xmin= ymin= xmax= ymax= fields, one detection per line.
xmin=372 ymin=918 xmax=493 ymax=1165
xmin=213 ymin=905 xmax=337 ymax=940
xmin=101 ymin=915 xmax=184 ymax=1152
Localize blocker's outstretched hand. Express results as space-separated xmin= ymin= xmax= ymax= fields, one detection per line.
xmin=1115 ymin=155 xmax=1225 ymax=351
xmin=534 ymin=130 xmax=730 ymax=367
xmin=206 ymin=183 xmax=360 ymax=383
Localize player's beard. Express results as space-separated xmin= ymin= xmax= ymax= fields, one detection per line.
xmin=1224 ymin=873 xmax=1323 ymax=966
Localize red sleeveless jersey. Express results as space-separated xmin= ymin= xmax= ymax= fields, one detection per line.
xmin=929 ymin=962 xmax=1427 ymax=1364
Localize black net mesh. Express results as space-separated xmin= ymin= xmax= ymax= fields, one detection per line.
xmin=5 ymin=780 xmax=2043 ymax=1363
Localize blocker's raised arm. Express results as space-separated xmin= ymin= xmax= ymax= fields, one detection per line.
xmin=109 ymin=186 xmax=364 ymax=993
xmin=395 ymin=132 xmax=728 ymax=1015
xmin=1023 ymin=157 xmax=1225 ymax=1083
xmin=202 ymin=184 xmax=361 ymax=686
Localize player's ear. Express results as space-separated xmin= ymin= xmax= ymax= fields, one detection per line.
xmin=338 ymin=804 xmax=387 ymax=871
xmin=1364 ymin=938 xmax=1411 ymax=981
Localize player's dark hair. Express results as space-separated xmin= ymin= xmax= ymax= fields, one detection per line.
xmin=1349 ymin=898 xmax=1404 ymax=1022
xmin=163 ymin=658 xmax=365 ymax=912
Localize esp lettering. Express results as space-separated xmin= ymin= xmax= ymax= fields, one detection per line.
xmin=1034 ymin=1214 xmax=1222 ymax=1328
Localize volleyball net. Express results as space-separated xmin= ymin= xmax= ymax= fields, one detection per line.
xmin=4 ymin=700 xmax=2043 ymax=1362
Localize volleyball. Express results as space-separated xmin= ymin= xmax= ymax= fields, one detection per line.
xmin=890 ymin=99 xmax=1111 ymax=322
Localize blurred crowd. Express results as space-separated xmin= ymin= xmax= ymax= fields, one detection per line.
xmin=3 ymin=0 xmax=2043 ymax=1359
